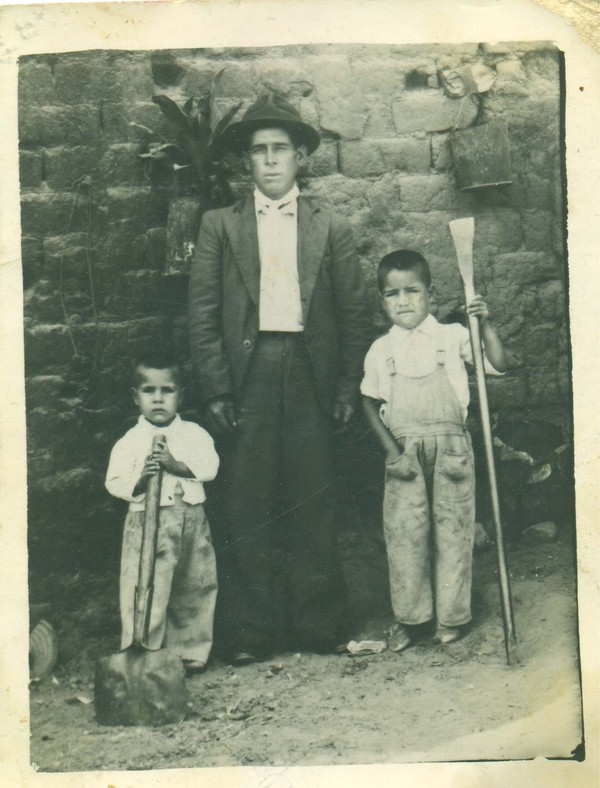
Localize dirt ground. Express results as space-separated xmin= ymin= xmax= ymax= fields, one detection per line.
xmin=29 ymin=527 xmax=582 ymax=773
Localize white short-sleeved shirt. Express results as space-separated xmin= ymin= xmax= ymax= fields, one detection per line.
xmin=361 ymin=314 xmax=500 ymax=423
xmin=105 ymin=415 xmax=219 ymax=511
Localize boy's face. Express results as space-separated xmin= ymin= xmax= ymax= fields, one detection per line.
xmin=381 ymin=268 xmax=432 ymax=330
xmin=245 ymin=127 xmax=306 ymax=200
xmin=132 ymin=367 xmax=182 ymax=427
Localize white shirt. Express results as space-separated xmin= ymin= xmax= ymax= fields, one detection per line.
xmin=361 ymin=314 xmax=501 ymax=422
xmin=105 ymin=415 xmax=219 ymax=511
xmin=255 ymin=184 xmax=304 ymax=332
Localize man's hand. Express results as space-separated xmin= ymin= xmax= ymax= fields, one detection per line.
xmin=333 ymin=402 xmax=355 ymax=431
xmin=206 ymin=396 xmax=237 ymax=434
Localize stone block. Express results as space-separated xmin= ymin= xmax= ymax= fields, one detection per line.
xmin=339 ymin=141 xmax=383 ymax=178
xmin=98 ymin=143 xmax=146 ymax=185
xmin=101 ymin=100 xmax=158 ymax=143
xmin=389 ymin=210 xmax=457 ymax=261
xmin=535 ymin=280 xmax=566 ymax=321
xmin=94 ymin=218 xmax=139 ymax=272
xmin=53 ymin=52 xmax=152 ymax=106
xmin=472 ymin=209 xmax=522 ymax=253
xmin=18 ymin=58 xmax=56 ymax=105
xmin=528 ymin=368 xmax=565 ymax=406
xmin=25 ymin=324 xmax=76 ymax=372
xmin=431 ymin=133 xmax=452 ymax=171
xmin=363 ymin=97 xmax=397 ymax=137
xmin=19 ymin=105 xmax=101 ymax=147
xmin=304 ymin=140 xmax=338 ymax=178
xmin=42 ymin=233 xmax=94 ymax=283
xmin=102 ymin=187 xmax=168 ymax=231
xmin=492 ymin=251 xmax=561 ymax=287
xmin=211 ymin=61 xmax=256 ymax=98
xmin=106 ymin=52 xmax=154 ymax=104
xmin=25 ymin=375 xmax=67 ymax=408
xmin=339 ymin=138 xmax=431 ymax=178
xmin=44 ymin=146 xmax=103 ymax=190
xmin=522 ymin=210 xmax=554 ymax=251
xmin=255 ymin=58 xmax=313 ymax=99
xmin=399 ymin=174 xmax=456 ymax=212
xmin=522 ymin=172 xmax=555 ymax=211
xmin=495 ymin=58 xmax=526 ymax=81
xmin=104 ymin=271 xmax=163 ymax=318
xmin=365 ymin=173 xmax=401 ymax=226
xmin=21 ymin=236 xmax=44 ymax=286
xmin=350 ymin=58 xmax=402 ymax=96
xmin=305 ymin=56 xmax=369 ymax=140
xmin=392 ymin=92 xmax=478 ymax=134
xmin=20 ymin=192 xmax=88 ymax=237
xmin=23 ymin=282 xmax=64 ymax=322
xmin=521 ymin=323 xmax=559 ymax=367
xmin=19 ymin=151 xmax=43 ymax=189
xmin=485 ymin=373 xmax=527 ymax=411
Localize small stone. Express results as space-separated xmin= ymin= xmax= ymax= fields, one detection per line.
xmin=521 ymin=522 xmax=557 ymax=544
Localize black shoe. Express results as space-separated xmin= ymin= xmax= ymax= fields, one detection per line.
xmin=231 ymin=651 xmax=261 ymax=666
xmin=182 ymin=659 xmax=207 ymax=676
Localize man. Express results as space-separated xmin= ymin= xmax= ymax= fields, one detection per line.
xmin=189 ymin=92 xmax=371 ymax=665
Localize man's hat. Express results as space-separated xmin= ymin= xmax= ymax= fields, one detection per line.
xmin=219 ymin=92 xmax=321 ymax=154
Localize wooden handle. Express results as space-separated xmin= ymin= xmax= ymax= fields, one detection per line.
xmin=133 ymin=433 xmax=164 ymax=647
xmin=449 ymin=219 xmax=518 ymax=665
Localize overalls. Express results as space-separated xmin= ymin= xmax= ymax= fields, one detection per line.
xmin=383 ymin=343 xmax=475 ymax=628
xmin=120 ymin=482 xmax=218 ymax=663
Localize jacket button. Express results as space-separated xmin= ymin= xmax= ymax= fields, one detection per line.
xmin=242 ymin=339 xmax=252 ymax=349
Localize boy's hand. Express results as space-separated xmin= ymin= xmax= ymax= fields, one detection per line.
xmin=466 ymin=294 xmax=490 ymax=323
xmin=151 ymin=437 xmax=179 ymax=475
xmin=133 ymin=455 xmax=160 ymax=495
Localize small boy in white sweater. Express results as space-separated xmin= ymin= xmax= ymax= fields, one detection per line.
xmin=106 ymin=351 xmax=219 ymax=674
xmin=361 ymin=250 xmax=507 ymax=651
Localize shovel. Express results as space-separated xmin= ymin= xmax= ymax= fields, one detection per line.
xmin=449 ymin=217 xmax=518 ymax=666
xmin=95 ymin=434 xmax=188 ymax=725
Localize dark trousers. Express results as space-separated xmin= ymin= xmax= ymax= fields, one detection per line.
xmin=214 ymin=333 xmax=348 ymax=655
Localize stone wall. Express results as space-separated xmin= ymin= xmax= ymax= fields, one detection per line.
xmin=20 ymin=43 xmax=569 ymax=595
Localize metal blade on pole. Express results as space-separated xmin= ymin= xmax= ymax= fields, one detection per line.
xmin=449 ymin=218 xmax=518 ymax=665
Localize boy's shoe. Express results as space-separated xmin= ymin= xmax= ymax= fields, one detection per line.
xmin=387 ymin=623 xmax=411 ymax=652
xmin=182 ymin=659 xmax=206 ymax=675
xmin=434 ymin=625 xmax=461 ymax=644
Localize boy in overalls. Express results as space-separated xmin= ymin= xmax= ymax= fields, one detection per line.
xmin=361 ymin=250 xmax=508 ymax=650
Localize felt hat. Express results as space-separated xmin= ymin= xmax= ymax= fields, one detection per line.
xmin=219 ymin=91 xmax=321 ymax=154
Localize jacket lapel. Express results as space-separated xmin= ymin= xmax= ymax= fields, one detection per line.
xmin=224 ymin=195 xmax=260 ymax=306
xmin=297 ymin=196 xmax=327 ymax=320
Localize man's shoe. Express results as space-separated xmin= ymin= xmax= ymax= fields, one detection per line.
xmin=434 ymin=625 xmax=461 ymax=644
xmin=182 ymin=659 xmax=206 ymax=675
xmin=387 ymin=623 xmax=411 ymax=652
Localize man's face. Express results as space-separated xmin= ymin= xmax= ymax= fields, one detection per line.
xmin=132 ymin=366 xmax=182 ymax=427
xmin=245 ymin=127 xmax=306 ymax=200
xmin=381 ymin=268 xmax=432 ymax=330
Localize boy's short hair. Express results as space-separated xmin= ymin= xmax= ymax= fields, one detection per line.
xmin=377 ymin=249 xmax=432 ymax=291
xmin=132 ymin=350 xmax=185 ymax=388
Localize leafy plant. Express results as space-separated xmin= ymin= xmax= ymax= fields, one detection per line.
xmin=134 ymin=69 xmax=242 ymax=205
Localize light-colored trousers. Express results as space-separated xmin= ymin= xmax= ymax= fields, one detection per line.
xmin=120 ymin=490 xmax=218 ymax=663
xmin=383 ymin=432 xmax=475 ymax=627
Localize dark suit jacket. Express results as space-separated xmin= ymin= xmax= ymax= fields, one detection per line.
xmin=188 ymin=192 xmax=371 ymax=414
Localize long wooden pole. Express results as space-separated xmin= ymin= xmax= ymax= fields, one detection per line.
xmin=449 ymin=218 xmax=518 ymax=665
xmin=133 ymin=433 xmax=164 ymax=649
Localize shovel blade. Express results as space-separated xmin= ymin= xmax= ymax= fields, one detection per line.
xmin=95 ymin=647 xmax=188 ymax=726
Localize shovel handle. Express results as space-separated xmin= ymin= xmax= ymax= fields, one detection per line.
xmin=449 ymin=219 xmax=518 ymax=665
xmin=133 ymin=433 xmax=164 ymax=647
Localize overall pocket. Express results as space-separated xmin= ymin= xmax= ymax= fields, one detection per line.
xmin=386 ymin=452 xmax=418 ymax=481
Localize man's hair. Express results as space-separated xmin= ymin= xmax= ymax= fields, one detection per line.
xmin=132 ymin=350 xmax=185 ymax=388
xmin=241 ymin=124 xmax=305 ymax=152
xmin=377 ymin=249 xmax=432 ymax=292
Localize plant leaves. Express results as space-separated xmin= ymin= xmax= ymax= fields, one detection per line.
xmin=209 ymin=68 xmax=226 ymax=124
xmin=152 ymin=95 xmax=191 ymax=132
xmin=207 ymin=101 xmax=243 ymax=155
